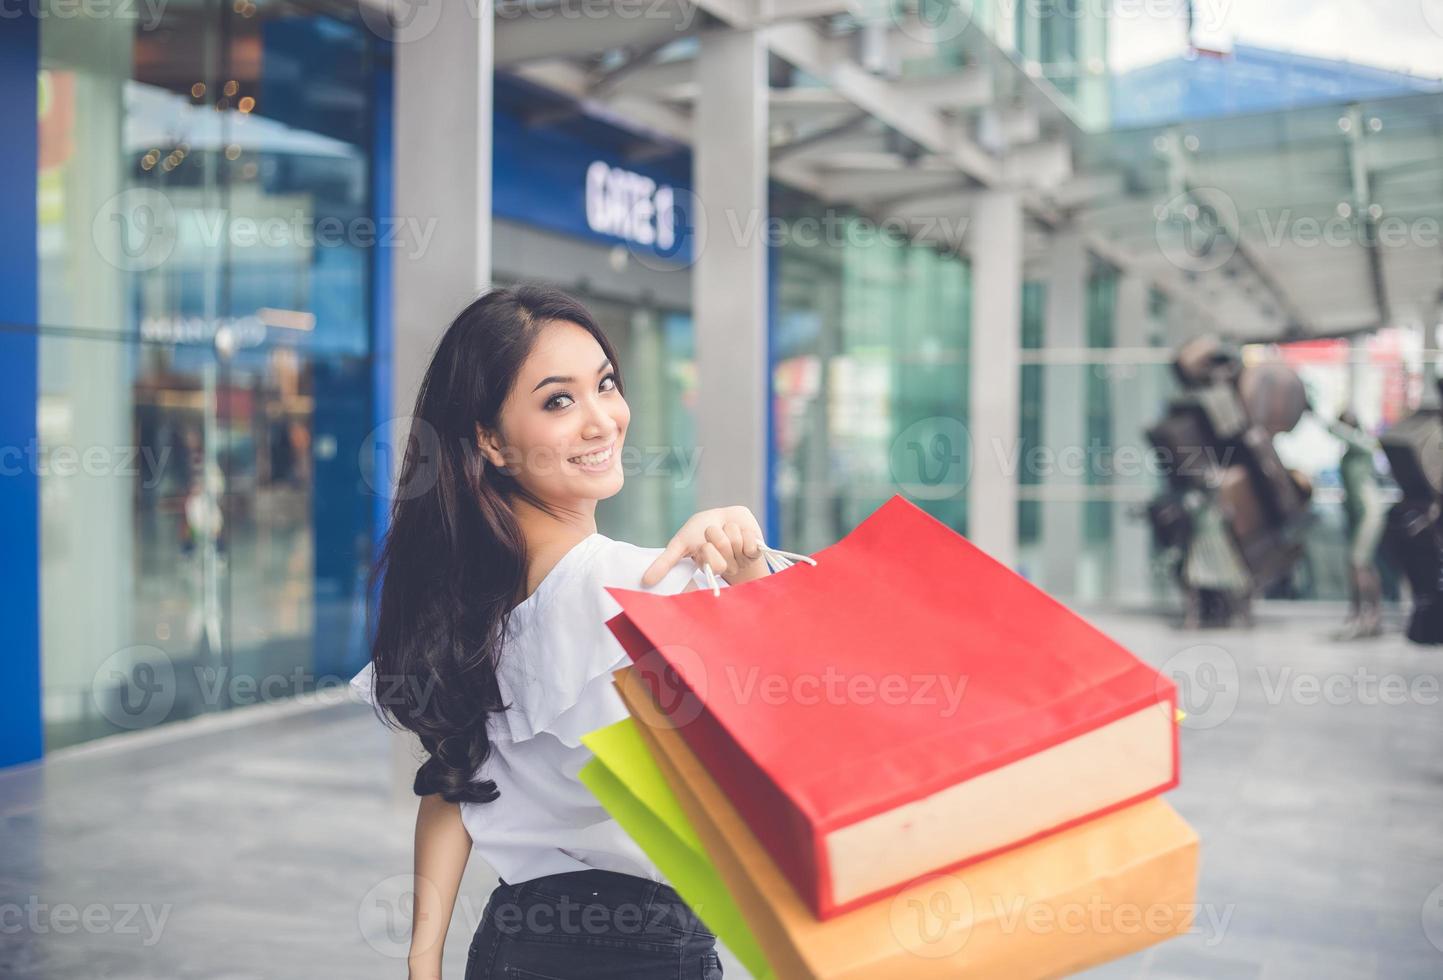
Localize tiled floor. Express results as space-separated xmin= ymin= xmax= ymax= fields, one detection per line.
xmin=1 ymin=606 xmax=1440 ymax=979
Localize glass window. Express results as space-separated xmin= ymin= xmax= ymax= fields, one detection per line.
xmin=772 ymin=206 xmax=971 ymax=554
xmin=36 ymin=1 xmax=382 ymax=749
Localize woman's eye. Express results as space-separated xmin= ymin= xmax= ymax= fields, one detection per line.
xmin=546 ymin=374 xmax=615 ymax=411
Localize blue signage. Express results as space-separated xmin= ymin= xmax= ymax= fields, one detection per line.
xmin=493 ymin=107 xmax=697 ymax=266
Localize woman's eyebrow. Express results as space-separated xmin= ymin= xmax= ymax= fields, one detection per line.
xmin=531 ymin=359 xmax=612 ymax=393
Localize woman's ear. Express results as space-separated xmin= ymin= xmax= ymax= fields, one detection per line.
xmin=475 ymin=422 xmax=506 ymax=470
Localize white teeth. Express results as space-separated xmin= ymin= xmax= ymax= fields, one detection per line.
xmin=570 ymin=446 xmax=613 ymax=466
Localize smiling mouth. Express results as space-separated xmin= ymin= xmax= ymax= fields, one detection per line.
xmin=568 ymin=443 xmax=615 ymax=467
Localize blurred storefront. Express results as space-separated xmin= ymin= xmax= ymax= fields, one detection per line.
xmin=7 ymin=0 xmax=1443 ymax=766
xmin=28 ymin=3 xmax=387 ymax=754
xmin=14 ymin=7 xmax=724 ymax=761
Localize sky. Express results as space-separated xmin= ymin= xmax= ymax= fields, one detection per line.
xmin=1107 ymin=0 xmax=1443 ymax=78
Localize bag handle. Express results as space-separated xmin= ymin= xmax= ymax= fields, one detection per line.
xmin=699 ymin=544 xmax=816 ymax=596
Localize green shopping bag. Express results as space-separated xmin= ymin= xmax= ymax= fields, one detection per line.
xmin=579 ymin=718 xmax=774 ymax=980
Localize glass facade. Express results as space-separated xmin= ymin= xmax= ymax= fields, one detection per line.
xmin=1018 ymin=271 xmax=1180 ymax=604
xmin=957 ymin=0 xmax=1110 ymax=129
xmin=771 ymin=202 xmax=971 ymax=555
xmin=36 ymin=2 xmax=384 ymax=749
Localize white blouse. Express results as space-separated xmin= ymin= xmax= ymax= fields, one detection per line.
xmin=349 ymin=532 xmax=725 ymax=885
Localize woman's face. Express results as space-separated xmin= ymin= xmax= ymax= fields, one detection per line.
xmin=481 ymin=320 xmax=629 ymax=506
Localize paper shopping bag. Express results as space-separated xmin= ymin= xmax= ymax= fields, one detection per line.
xmin=578 ymin=719 xmax=773 ymax=980
xmin=606 ymin=494 xmax=1179 ymax=918
xmin=617 ymin=667 xmax=1200 ymax=980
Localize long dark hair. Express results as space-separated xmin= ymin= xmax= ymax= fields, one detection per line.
xmin=364 ymin=283 xmax=624 ymax=803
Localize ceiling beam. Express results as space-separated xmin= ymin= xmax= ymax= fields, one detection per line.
xmin=893 ymin=66 xmax=994 ymax=112
xmin=494 ymin=8 xmax=696 ymax=67
xmin=496 ymin=0 xmax=1276 ymax=333
xmin=756 ymin=0 xmax=863 ymax=21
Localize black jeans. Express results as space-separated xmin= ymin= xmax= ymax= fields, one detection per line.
xmin=464 ymin=869 xmax=723 ymax=980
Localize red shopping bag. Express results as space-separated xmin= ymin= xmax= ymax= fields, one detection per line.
xmin=605 ymin=495 xmax=1179 ymax=919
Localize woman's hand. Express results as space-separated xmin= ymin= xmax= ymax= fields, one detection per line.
xmin=642 ymin=506 xmax=770 ymax=588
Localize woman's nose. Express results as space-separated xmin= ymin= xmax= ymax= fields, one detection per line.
xmin=581 ymin=402 xmax=615 ymax=437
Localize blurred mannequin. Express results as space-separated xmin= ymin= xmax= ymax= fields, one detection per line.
xmin=1179 ymin=475 xmax=1253 ymax=629
xmin=1323 ymin=408 xmax=1385 ymax=638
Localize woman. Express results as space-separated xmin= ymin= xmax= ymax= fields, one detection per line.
xmin=352 ymin=284 xmax=772 ymax=979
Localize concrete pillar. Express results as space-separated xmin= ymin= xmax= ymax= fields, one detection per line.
xmin=692 ymin=30 xmax=769 ymax=521
xmin=37 ymin=9 xmax=135 ymax=745
xmin=391 ymin=0 xmax=494 ymax=424
xmin=1040 ymin=226 xmax=1088 ymax=596
xmin=966 ymin=191 xmax=1024 ymax=568
xmin=388 ymin=1 xmax=494 ymax=810
xmin=627 ymin=306 xmax=668 ymax=542
xmin=1111 ymin=273 xmax=1154 ymax=607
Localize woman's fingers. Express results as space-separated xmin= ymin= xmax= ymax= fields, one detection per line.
xmin=721 ymin=505 xmax=763 ymax=541
xmin=704 ymin=523 xmax=734 ymax=556
xmin=642 ymin=534 xmax=691 ymax=587
xmin=739 ymin=525 xmax=761 ymax=560
xmin=698 ymin=540 xmax=729 ymax=576
xmin=642 ymin=507 xmax=761 ymax=587
xmin=722 ymin=522 xmax=751 ymax=561
xmin=704 ymin=526 xmax=735 ymax=569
